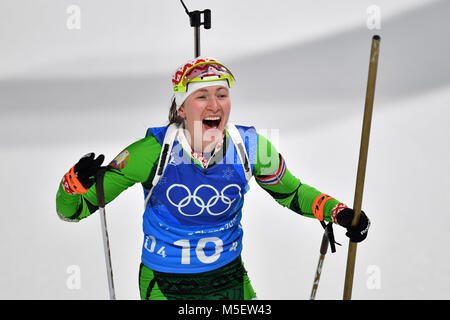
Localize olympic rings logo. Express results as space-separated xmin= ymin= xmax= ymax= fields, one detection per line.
xmin=166 ymin=184 xmax=242 ymax=217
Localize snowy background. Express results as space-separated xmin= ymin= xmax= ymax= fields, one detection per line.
xmin=1 ymin=0 xmax=449 ymax=299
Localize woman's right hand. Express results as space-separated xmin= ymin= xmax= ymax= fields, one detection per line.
xmin=62 ymin=153 xmax=104 ymax=194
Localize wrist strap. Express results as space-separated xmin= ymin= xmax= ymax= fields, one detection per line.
xmin=312 ymin=193 xmax=335 ymax=221
xmin=320 ymin=220 xmax=341 ymax=253
xmin=64 ymin=165 xmax=89 ymax=194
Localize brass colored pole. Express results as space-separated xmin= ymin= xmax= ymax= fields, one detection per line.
xmin=343 ymin=35 xmax=380 ymax=300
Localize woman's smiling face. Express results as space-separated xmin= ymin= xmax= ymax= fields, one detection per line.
xmin=178 ymin=85 xmax=231 ymax=152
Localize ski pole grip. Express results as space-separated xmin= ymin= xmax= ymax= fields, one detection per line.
xmin=95 ymin=166 xmax=107 ymax=208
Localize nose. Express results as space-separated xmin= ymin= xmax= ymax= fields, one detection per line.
xmin=206 ymin=95 xmax=220 ymax=111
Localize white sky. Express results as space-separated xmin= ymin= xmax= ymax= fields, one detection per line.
xmin=0 ymin=0 xmax=435 ymax=78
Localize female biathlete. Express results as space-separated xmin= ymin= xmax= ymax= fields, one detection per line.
xmin=56 ymin=57 xmax=370 ymax=300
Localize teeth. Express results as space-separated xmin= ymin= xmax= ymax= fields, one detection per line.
xmin=204 ymin=117 xmax=220 ymax=121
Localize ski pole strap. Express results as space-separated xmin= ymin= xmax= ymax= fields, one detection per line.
xmin=95 ymin=166 xmax=108 ymax=208
xmin=312 ymin=194 xmax=335 ymax=221
xmin=320 ymin=220 xmax=341 ymax=253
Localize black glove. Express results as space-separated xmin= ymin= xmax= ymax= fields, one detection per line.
xmin=73 ymin=152 xmax=105 ymax=189
xmin=336 ymin=208 xmax=370 ymax=243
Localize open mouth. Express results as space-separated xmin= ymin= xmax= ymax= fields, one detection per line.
xmin=202 ymin=116 xmax=221 ymax=129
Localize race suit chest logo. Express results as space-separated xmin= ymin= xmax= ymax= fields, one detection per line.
xmin=166 ymin=183 xmax=242 ymax=217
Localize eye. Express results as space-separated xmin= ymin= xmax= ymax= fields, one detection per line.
xmin=217 ymin=92 xmax=229 ymax=98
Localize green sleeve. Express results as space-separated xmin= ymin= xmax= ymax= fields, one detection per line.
xmin=253 ymin=133 xmax=342 ymax=223
xmin=56 ymin=134 xmax=162 ymax=222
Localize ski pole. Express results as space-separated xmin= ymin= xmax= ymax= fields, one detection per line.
xmin=310 ymin=231 xmax=329 ymax=300
xmin=95 ymin=166 xmax=116 ymax=300
xmin=310 ymin=221 xmax=340 ymax=299
xmin=343 ymin=35 xmax=380 ymax=300
xmin=179 ymin=0 xmax=211 ymax=58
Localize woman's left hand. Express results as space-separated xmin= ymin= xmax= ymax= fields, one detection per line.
xmin=336 ymin=208 xmax=371 ymax=243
